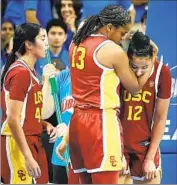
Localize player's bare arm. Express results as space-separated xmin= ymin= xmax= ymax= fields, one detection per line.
xmin=41 ymin=64 xmax=56 ymax=119
xmin=96 ymin=42 xmax=152 ymax=95
xmin=143 ymin=97 xmax=170 ymax=180
xmin=6 ymin=99 xmax=41 ymax=178
xmin=56 ymin=125 xmax=69 ymax=161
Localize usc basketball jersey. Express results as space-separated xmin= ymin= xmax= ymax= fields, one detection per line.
xmin=1 ymin=60 xmax=43 ymax=136
xmin=120 ymin=61 xmax=172 ymax=153
xmin=69 ymin=35 xmax=121 ymax=110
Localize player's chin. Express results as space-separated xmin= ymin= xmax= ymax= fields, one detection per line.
xmin=38 ymin=52 xmax=46 ymax=59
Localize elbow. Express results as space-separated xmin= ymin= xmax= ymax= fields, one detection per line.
xmin=7 ymin=116 xmax=19 ymax=127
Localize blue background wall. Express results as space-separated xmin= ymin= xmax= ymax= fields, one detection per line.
xmin=146 ymin=1 xmax=177 ymax=183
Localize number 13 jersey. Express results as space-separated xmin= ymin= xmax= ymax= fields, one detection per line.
xmin=69 ymin=35 xmax=121 ymax=110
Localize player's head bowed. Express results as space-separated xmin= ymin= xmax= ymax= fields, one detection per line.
xmin=73 ymin=5 xmax=131 ymax=45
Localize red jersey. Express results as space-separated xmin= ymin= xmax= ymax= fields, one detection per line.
xmin=69 ymin=35 xmax=121 ymax=110
xmin=120 ymin=61 xmax=171 ymax=153
xmin=1 ymin=60 xmax=43 ymax=136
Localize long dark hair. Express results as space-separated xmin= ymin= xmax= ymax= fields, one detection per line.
xmin=55 ymin=0 xmax=83 ymax=28
xmin=1 ymin=23 xmax=41 ymax=87
xmin=73 ymin=5 xmax=131 ymax=46
xmin=127 ymin=31 xmax=153 ymax=59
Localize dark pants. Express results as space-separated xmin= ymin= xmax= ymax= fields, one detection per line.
xmin=41 ymin=112 xmax=58 ymax=183
xmin=52 ymin=164 xmax=68 ymax=184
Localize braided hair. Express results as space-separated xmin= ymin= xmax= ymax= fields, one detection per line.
xmin=1 ymin=23 xmax=41 ymax=87
xmin=73 ymin=5 xmax=131 ymax=46
xmin=127 ymin=31 xmax=153 ymax=59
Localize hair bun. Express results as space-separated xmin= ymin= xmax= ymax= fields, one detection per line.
xmin=131 ymin=31 xmax=150 ymax=49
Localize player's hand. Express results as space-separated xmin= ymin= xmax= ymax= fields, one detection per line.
xmin=25 ymin=155 xmax=41 ymax=178
xmin=46 ymin=122 xmax=57 ymax=143
xmin=64 ymin=14 xmax=77 ymax=33
xmin=123 ymin=30 xmax=135 ymax=41
xmin=43 ymin=64 xmax=57 ymax=80
xmin=57 ymin=123 xmax=68 ymax=138
xmin=142 ymin=159 xmax=157 ymax=180
xmin=56 ymin=139 xmax=68 ymax=161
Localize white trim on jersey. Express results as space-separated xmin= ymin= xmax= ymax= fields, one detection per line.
xmin=73 ymin=168 xmax=87 ymax=173
xmin=17 ymin=59 xmax=39 ymax=84
xmin=151 ymin=56 xmax=163 ymax=130
xmin=93 ymin=40 xmax=114 ymax=71
xmin=155 ymin=55 xmax=163 ymax=96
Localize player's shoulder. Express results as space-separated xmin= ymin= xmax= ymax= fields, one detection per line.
xmin=99 ymin=41 xmax=125 ymax=57
xmin=7 ymin=61 xmax=30 ymax=78
xmin=155 ymin=59 xmax=170 ymax=74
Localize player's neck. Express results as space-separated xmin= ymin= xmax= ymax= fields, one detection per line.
xmin=19 ymin=54 xmax=36 ymax=70
xmin=96 ymin=27 xmax=108 ymax=38
xmin=50 ymin=46 xmax=62 ymax=56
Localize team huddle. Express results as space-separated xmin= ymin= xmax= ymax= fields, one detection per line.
xmin=1 ymin=5 xmax=171 ymax=184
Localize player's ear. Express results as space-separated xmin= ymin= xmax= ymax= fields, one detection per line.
xmin=25 ymin=40 xmax=33 ymax=50
xmin=106 ymin=23 xmax=114 ymax=32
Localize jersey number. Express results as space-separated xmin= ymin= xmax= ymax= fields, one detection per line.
xmin=35 ymin=107 xmax=41 ymax=123
xmin=72 ymin=46 xmax=86 ymax=70
xmin=127 ymin=106 xmax=143 ymax=121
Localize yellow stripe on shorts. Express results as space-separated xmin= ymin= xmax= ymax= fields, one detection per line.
xmin=6 ymin=136 xmax=32 ymax=184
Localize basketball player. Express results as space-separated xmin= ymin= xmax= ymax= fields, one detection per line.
xmin=67 ymin=5 xmax=154 ymax=184
xmin=119 ymin=31 xmax=172 ymax=184
xmin=1 ymin=23 xmax=57 ymax=184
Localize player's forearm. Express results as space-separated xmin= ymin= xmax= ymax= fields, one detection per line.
xmin=42 ymin=79 xmax=55 ymax=119
xmin=137 ymin=71 xmax=151 ymax=91
xmin=7 ymin=117 xmax=33 ymax=159
xmin=129 ymin=7 xmax=136 ymax=25
xmin=145 ymin=119 xmax=166 ymax=160
xmin=63 ymin=125 xmax=69 ymax=143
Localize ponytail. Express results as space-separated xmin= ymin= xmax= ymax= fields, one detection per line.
xmin=1 ymin=50 xmax=17 ymax=88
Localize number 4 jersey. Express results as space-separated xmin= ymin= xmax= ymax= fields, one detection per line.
xmin=120 ymin=60 xmax=172 ymax=153
xmin=69 ymin=35 xmax=121 ymax=110
xmin=1 ymin=60 xmax=43 ymax=136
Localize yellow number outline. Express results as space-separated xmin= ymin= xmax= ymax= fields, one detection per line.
xmin=72 ymin=46 xmax=86 ymax=70
xmin=127 ymin=106 xmax=143 ymax=121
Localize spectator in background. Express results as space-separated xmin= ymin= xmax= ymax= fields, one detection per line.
xmin=54 ymin=0 xmax=83 ymax=49
xmin=1 ymin=20 xmax=15 ymax=68
xmin=42 ymin=67 xmax=79 ymax=184
xmin=3 ymin=0 xmax=52 ymax=28
xmin=35 ymin=19 xmax=69 ymax=82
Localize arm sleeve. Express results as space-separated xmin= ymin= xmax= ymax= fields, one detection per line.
xmin=5 ymin=67 xmax=31 ymax=102
xmin=157 ymin=65 xmax=172 ymax=99
xmin=24 ymin=0 xmax=37 ymax=11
